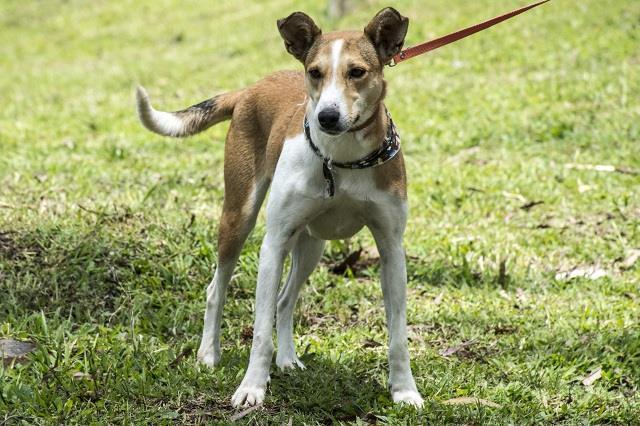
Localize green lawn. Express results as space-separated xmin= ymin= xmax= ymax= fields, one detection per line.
xmin=1 ymin=0 xmax=639 ymax=423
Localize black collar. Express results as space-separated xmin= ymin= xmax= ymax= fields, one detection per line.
xmin=303 ymin=108 xmax=401 ymax=198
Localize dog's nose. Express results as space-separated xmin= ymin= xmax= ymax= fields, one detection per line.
xmin=318 ymin=108 xmax=340 ymax=130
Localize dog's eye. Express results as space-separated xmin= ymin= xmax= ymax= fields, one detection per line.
xmin=308 ymin=68 xmax=322 ymax=80
xmin=348 ymin=68 xmax=366 ymax=79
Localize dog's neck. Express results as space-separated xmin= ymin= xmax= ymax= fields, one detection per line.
xmin=305 ymin=102 xmax=387 ymax=163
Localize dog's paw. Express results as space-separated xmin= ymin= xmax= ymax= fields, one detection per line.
xmin=231 ymin=383 xmax=267 ymax=408
xmin=196 ymin=348 xmax=221 ymax=368
xmin=392 ymin=390 xmax=424 ymax=408
xmin=276 ymin=352 xmax=306 ymax=371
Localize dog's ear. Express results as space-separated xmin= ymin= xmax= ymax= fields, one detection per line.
xmin=364 ymin=7 xmax=409 ymax=65
xmin=277 ymin=12 xmax=322 ymax=63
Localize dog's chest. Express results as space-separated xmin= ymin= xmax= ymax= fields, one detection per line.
xmin=306 ymin=196 xmax=368 ymax=240
xmin=274 ymin=134 xmax=385 ymax=200
xmin=270 ymin=134 xmax=393 ymax=240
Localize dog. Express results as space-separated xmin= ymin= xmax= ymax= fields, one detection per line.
xmin=136 ymin=7 xmax=423 ymax=408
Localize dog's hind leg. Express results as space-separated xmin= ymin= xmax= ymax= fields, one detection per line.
xmin=275 ymin=231 xmax=325 ymax=370
xmin=197 ymin=124 xmax=269 ymax=368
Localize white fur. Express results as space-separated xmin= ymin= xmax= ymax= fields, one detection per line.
xmin=136 ymin=86 xmax=187 ymax=137
xmin=275 ymin=230 xmax=324 ymax=370
xmin=230 ymin=132 xmax=423 ymax=408
xmin=315 ymin=39 xmax=349 ymax=129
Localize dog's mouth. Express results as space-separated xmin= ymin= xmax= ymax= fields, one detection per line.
xmin=318 ymin=126 xmax=344 ymax=136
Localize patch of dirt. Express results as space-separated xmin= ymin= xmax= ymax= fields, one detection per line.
xmin=0 ymin=230 xmax=43 ymax=261
xmin=487 ymin=324 xmax=518 ymax=335
xmin=170 ymin=395 xmax=235 ymax=423
xmin=438 ymin=339 xmax=499 ymax=363
xmin=240 ymin=326 xmax=253 ymax=343
xmin=300 ymin=312 xmax=339 ymax=328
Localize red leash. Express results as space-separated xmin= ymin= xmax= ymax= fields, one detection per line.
xmin=390 ymin=0 xmax=550 ymax=66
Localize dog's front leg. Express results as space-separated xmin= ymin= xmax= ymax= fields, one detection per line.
xmin=231 ymin=229 xmax=295 ymax=408
xmin=369 ymin=204 xmax=424 ymax=408
xmin=276 ymin=231 xmax=325 ymax=370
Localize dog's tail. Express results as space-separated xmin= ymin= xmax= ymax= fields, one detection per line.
xmin=135 ymin=86 xmax=241 ymax=137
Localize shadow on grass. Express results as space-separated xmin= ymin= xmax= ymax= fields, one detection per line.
xmin=1 ymin=227 xmax=127 ymax=319
xmin=1 ymin=216 xmax=508 ymax=331
xmin=323 ymin=245 xmax=513 ymax=290
xmin=187 ymin=350 xmax=390 ymax=424
xmin=270 ymin=354 xmax=388 ymax=422
xmin=0 ymin=219 xmax=213 ymax=326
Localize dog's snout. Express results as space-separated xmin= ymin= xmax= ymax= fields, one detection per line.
xmin=318 ymin=108 xmax=340 ymax=130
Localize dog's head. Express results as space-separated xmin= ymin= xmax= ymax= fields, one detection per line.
xmin=277 ymin=8 xmax=408 ymax=135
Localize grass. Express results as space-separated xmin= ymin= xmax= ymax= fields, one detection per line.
xmin=1 ymin=0 xmax=639 ymax=423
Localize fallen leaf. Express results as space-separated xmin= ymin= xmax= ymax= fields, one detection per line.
xmin=230 ymin=404 xmax=262 ymax=421
xmin=449 ymin=146 xmax=480 ymax=163
xmin=442 ymin=397 xmax=501 ymax=408
xmin=582 ymin=368 xmax=602 ymax=386
xmin=502 ymin=191 xmax=527 ymax=203
xmin=616 ymin=166 xmax=639 ymax=176
xmin=0 ymin=339 xmax=36 ymax=366
xmin=516 ymin=288 xmax=527 ymax=304
xmin=72 ymin=372 xmax=92 ymax=380
xmin=520 ymin=200 xmax=544 ymax=211
xmin=555 ymin=266 xmax=607 ymax=281
xmin=621 ymin=249 xmax=640 ymax=270
xmin=565 ymin=163 xmax=615 ymax=172
xmin=362 ymin=245 xmax=379 ymax=260
xmin=565 ymin=163 xmax=638 ymax=175
xmin=329 ymin=246 xmax=379 ymax=276
xmin=160 ymin=411 xmax=180 ymax=420
xmin=578 ymin=184 xmax=596 ymax=193
xmin=439 ymin=339 xmax=477 ymax=357
xmin=433 ymin=291 xmax=444 ymax=305
xmin=362 ymin=339 xmax=382 ymax=349
xmin=534 ymin=223 xmax=552 ymax=229
xmin=498 ymin=289 xmax=511 ymax=300
xmin=466 ymin=186 xmax=485 ymax=193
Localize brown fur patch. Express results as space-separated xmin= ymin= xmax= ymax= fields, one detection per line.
xmin=215 ymin=71 xmax=307 ymax=262
xmin=374 ymin=151 xmax=407 ymax=200
xmin=366 ymin=104 xmax=407 ymax=200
